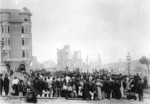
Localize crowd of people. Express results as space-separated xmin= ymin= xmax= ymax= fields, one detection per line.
xmin=0 ymin=70 xmax=148 ymax=103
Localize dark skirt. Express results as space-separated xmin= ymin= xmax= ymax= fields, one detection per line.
xmin=26 ymin=92 xmax=37 ymax=103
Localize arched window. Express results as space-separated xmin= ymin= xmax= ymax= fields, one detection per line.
xmin=22 ymin=23 xmax=31 ymax=34
xmin=2 ymin=22 xmax=9 ymax=33
xmin=20 ymin=64 xmax=25 ymax=71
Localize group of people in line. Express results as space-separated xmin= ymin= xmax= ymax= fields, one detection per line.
xmin=0 ymin=70 xmax=148 ymax=103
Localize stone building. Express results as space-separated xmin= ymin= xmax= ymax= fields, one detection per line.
xmin=57 ymin=45 xmax=83 ymax=71
xmin=70 ymin=51 xmax=82 ymax=69
xmin=57 ymin=45 xmax=71 ymax=71
xmin=0 ymin=7 xmax=32 ymax=73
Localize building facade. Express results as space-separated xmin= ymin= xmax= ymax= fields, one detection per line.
xmin=57 ymin=45 xmax=71 ymax=71
xmin=70 ymin=51 xmax=82 ymax=69
xmin=0 ymin=7 xmax=32 ymax=73
xmin=57 ymin=45 xmax=102 ymax=72
xmin=57 ymin=45 xmax=83 ymax=71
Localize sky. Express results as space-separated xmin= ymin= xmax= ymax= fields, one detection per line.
xmin=1 ymin=0 xmax=150 ymax=64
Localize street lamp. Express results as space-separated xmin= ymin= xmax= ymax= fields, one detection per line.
xmin=127 ymin=52 xmax=131 ymax=77
xmin=0 ymin=34 xmax=7 ymax=74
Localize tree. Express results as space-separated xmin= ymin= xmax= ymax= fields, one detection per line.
xmin=140 ymin=56 xmax=150 ymax=74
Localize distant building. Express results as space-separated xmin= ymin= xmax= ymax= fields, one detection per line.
xmin=57 ymin=45 xmax=102 ymax=72
xmin=81 ymin=54 xmax=102 ymax=72
xmin=70 ymin=51 xmax=82 ymax=70
xmin=0 ymin=7 xmax=32 ymax=73
xmin=91 ymin=55 xmax=102 ymax=69
xmin=57 ymin=45 xmax=71 ymax=70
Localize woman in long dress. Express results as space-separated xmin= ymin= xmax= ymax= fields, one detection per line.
xmin=96 ymin=79 xmax=102 ymax=100
xmin=120 ymin=79 xmax=125 ymax=98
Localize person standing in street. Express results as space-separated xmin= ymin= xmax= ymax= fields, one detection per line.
xmin=96 ymin=79 xmax=102 ymax=100
xmin=12 ymin=77 xmax=19 ymax=96
xmin=0 ymin=74 xmax=3 ymax=95
xmin=115 ymin=79 xmax=121 ymax=99
xmin=104 ymin=78 xmax=111 ymax=99
xmin=82 ymin=79 xmax=91 ymax=100
xmin=26 ymin=80 xmax=37 ymax=103
xmin=4 ymin=74 xmax=9 ymax=96
xmin=137 ymin=78 xmax=144 ymax=102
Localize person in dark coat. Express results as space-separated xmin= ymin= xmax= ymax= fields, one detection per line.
xmin=111 ymin=79 xmax=116 ymax=98
xmin=59 ymin=77 xmax=63 ymax=97
xmin=26 ymin=80 xmax=37 ymax=103
xmin=90 ymin=79 xmax=97 ymax=100
xmin=52 ymin=77 xmax=57 ymax=97
xmin=35 ymin=77 xmax=44 ymax=97
xmin=55 ymin=78 xmax=60 ymax=97
xmin=43 ymin=77 xmax=48 ymax=97
xmin=82 ymin=80 xmax=91 ymax=100
xmin=137 ymin=78 xmax=144 ymax=102
xmin=115 ymin=80 xmax=121 ymax=99
xmin=4 ymin=74 xmax=9 ymax=96
xmin=104 ymin=79 xmax=111 ymax=99
xmin=0 ymin=74 xmax=3 ymax=95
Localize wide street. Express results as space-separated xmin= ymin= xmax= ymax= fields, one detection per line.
xmin=0 ymin=97 xmax=150 ymax=104
xmin=37 ymin=98 xmax=150 ymax=104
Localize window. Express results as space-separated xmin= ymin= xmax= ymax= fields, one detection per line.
xmin=1 ymin=37 xmax=10 ymax=46
xmin=22 ymin=50 xmax=30 ymax=58
xmin=22 ymin=38 xmax=25 ymax=45
xmin=8 ymin=26 xmax=10 ymax=33
xmin=2 ymin=50 xmax=10 ymax=58
xmin=25 ymin=26 xmax=29 ymax=34
xmin=8 ymin=38 xmax=10 ymax=45
xmin=23 ymin=14 xmax=30 ymax=22
xmin=22 ymin=38 xmax=31 ymax=46
xmin=28 ymin=26 xmax=31 ymax=33
xmin=27 ymin=38 xmax=31 ymax=45
xmin=2 ymin=26 xmax=4 ymax=33
xmin=28 ymin=38 xmax=31 ymax=45
xmin=1 ymin=38 xmax=5 ymax=46
xmin=4 ymin=38 xmax=7 ymax=45
xmin=26 ymin=51 xmax=30 ymax=57
xmin=22 ymin=26 xmax=24 ymax=33
xmin=22 ymin=50 xmax=25 ymax=57
xmin=22 ymin=26 xmax=30 ymax=34
xmin=2 ymin=25 xmax=8 ymax=33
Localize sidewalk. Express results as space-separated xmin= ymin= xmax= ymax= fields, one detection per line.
xmin=144 ymin=93 xmax=150 ymax=99
xmin=144 ymin=88 xmax=150 ymax=99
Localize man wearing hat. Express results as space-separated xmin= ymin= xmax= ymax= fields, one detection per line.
xmin=0 ymin=74 xmax=3 ymax=95
xmin=4 ymin=74 xmax=9 ymax=96
xmin=12 ymin=76 xmax=19 ymax=95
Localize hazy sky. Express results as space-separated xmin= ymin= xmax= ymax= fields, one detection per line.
xmin=1 ymin=0 xmax=150 ymax=64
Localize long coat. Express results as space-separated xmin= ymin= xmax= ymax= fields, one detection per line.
xmin=26 ymin=83 xmax=37 ymax=103
xmin=137 ymin=81 xmax=144 ymax=94
xmin=0 ymin=78 xmax=3 ymax=91
xmin=4 ymin=77 xmax=9 ymax=92
xmin=82 ymin=82 xmax=91 ymax=100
